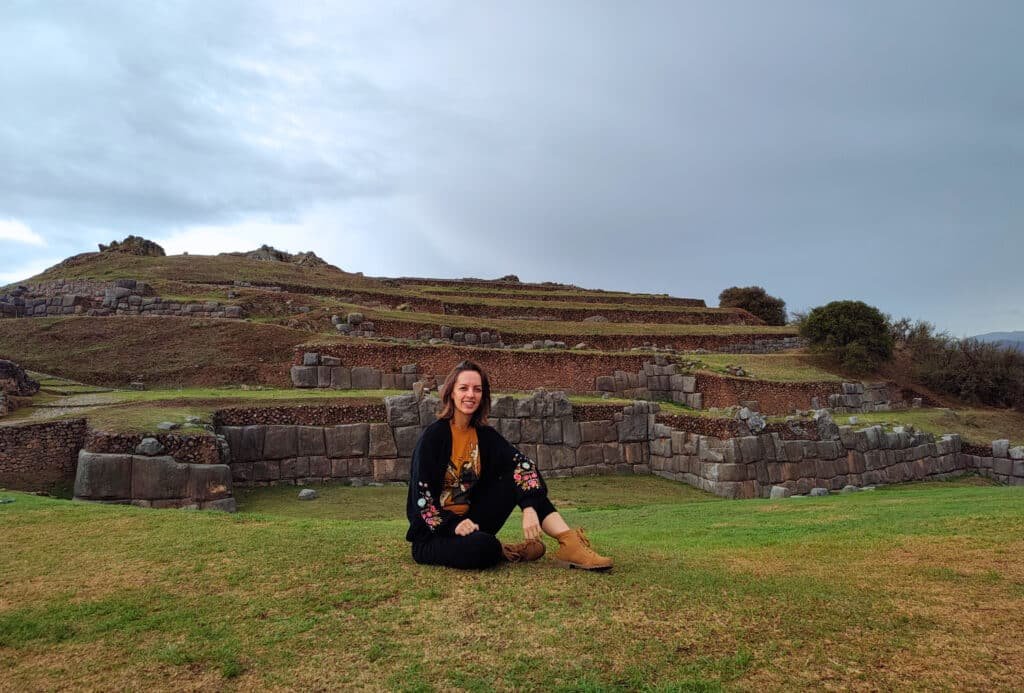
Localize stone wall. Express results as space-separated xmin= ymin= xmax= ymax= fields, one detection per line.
xmin=442 ymin=302 xmax=758 ymax=325
xmin=214 ymin=395 xmax=1022 ymax=497
xmin=345 ymin=318 xmax=800 ymax=353
xmin=293 ymin=342 xmax=652 ymax=393
xmin=712 ymin=337 xmax=807 ymax=354
xmin=828 ymin=382 xmax=901 ymax=413
xmin=417 ymin=289 xmax=707 ymax=308
xmin=0 ymin=419 xmax=89 ymax=492
xmin=290 ymin=352 xmax=427 ymax=390
xmin=648 ymin=422 xmax=975 ymax=498
xmin=963 ymin=439 xmax=1024 ymax=485
xmin=695 ymin=373 xmax=840 ymax=415
xmin=73 ymin=449 xmax=235 ymax=511
xmin=84 ymin=431 xmax=224 ymax=465
xmin=217 ymin=392 xmax=656 ymax=486
xmin=595 ymin=356 xmax=702 ymax=408
xmin=0 ymin=279 xmax=242 ymax=319
xmin=218 ymin=394 xmax=439 ymax=485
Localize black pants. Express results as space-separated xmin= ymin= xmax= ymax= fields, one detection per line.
xmin=411 ymin=473 xmax=557 ymax=570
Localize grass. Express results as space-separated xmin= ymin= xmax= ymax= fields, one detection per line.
xmin=432 ymin=293 xmax=741 ymax=316
xmin=833 ymin=407 xmax=1024 ymax=448
xmin=1 ymin=386 xmax=648 ymax=433
xmin=309 ymin=305 xmax=800 ymax=337
xmin=693 ymin=353 xmax=843 ymax=382
xmin=401 ymin=283 xmax=670 ymax=299
xmin=0 ymin=317 xmax=308 ymax=388
xmin=19 ymin=252 xmax=380 ymax=291
xmin=0 ymin=388 xmax=405 ymax=433
xmin=1 ymin=476 xmax=1022 ymax=690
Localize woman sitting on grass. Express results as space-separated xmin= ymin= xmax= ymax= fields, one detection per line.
xmin=405 ymin=360 xmax=612 ymax=571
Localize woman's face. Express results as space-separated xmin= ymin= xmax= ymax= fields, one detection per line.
xmin=452 ymin=370 xmax=483 ymax=418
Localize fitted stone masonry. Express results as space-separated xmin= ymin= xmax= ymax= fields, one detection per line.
xmin=214 ymin=393 xmax=1018 ymax=496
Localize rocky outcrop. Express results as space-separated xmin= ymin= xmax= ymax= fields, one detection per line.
xmin=223 ymin=245 xmax=331 ymax=268
xmin=98 ymin=235 xmax=166 ymax=257
xmin=0 ymin=359 xmax=39 ymax=397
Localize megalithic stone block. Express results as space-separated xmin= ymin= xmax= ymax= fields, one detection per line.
xmin=74 ymin=451 xmax=132 ymax=500
xmin=325 ymin=424 xmax=369 ymax=458
xmin=131 ymin=455 xmax=190 ymax=500
xmin=263 ymin=425 xmax=298 ymax=460
xmin=291 ymin=366 xmax=318 ymax=388
xmin=297 ymin=426 xmax=326 ymax=456
xmin=189 ymin=464 xmax=233 ymax=501
xmin=385 ymin=394 xmax=420 ymax=427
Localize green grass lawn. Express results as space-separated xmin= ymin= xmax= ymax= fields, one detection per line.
xmin=693 ymin=353 xmax=843 ymax=382
xmin=2 ymin=476 xmax=1021 ymax=690
xmin=307 ymin=303 xmax=799 ymax=338
xmin=833 ymin=408 xmax=1024 ymax=448
xmin=0 ymin=387 xmax=650 ymax=433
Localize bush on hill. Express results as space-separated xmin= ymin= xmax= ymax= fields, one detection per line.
xmin=891 ymin=319 xmax=1024 ymax=410
xmin=718 ymin=286 xmax=787 ymax=325
xmin=799 ymin=300 xmax=893 ymax=373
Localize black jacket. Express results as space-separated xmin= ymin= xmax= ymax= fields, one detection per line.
xmin=405 ymin=418 xmax=547 ymax=543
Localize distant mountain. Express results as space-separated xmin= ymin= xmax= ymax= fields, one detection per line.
xmin=970 ymin=331 xmax=1024 ymax=351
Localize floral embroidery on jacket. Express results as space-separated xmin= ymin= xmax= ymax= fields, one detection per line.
xmin=416 ymin=482 xmax=443 ymax=529
xmin=513 ymin=452 xmax=541 ymax=492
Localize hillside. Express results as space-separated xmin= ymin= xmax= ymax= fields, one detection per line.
xmin=1 ymin=239 xmax=1023 ymax=451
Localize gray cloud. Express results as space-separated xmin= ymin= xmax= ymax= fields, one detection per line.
xmin=2 ymin=0 xmax=1021 ymax=334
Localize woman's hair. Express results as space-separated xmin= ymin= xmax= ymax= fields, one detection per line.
xmin=436 ymin=360 xmax=491 ymax=426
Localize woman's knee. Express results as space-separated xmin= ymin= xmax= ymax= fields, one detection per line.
xmin=463 ymin=532 xmax=502 ymax=569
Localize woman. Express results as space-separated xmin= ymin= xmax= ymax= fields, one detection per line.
xmin=405 ymin=360 xmax=613 ymax=571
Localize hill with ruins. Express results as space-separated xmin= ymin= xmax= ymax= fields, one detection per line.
xmin=1 ymin=237 xmax=1022 ymax=507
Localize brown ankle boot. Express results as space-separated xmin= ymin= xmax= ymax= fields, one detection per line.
xmin=552 ymin=528 xmax=613 ymax=570
xmin=501 ymin=538 xmax=546 ymax=563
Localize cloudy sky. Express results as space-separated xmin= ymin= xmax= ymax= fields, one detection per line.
xmin=2 ymin=1 xmax=1021 ymax=335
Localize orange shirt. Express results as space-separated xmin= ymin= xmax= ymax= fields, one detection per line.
xmin=441 ymin=421 xmax=480 ymax=516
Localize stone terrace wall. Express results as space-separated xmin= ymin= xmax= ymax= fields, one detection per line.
xmin=296 ymin=342 xmax=651 ymax=393
xmin=696 ymin=373 xmax=840 ymax=415
xmin=713 ymin=337 xmax=807 ymax=354
xmin=217 ymin=392 xmax=657 ymax=486
xmin=418 ymin=289 xmax=708 ymax=308
xmin=392 ymin=277 xmax=706 ymax=305
xmin=0 ymin=279 xmax=242 ymax=319
xmin=214 ymin=395 xmax=1017 ymax=497
xmin=442 ymin=302 xmax=758 ymax=325
xmin=828 ymin=382 xmax=903 ymax=413
xmin=0 ymin=419 xmax=89 ymax=492
xmin=648 ymin=424 xmax=972 ymax=498
xmin=963 ymin=440 xmax=1024 ymax=485
xmin=215 ymin=403 xmax=387 ymax=427
xmin=84 ymin=431 xmax=223 ymax=465
xmin=74 ymin=450 xmax=235 ymax=511
xmin=595 ymin=356 xmax=702 ymax=408
xmin=362 ymin=319 xmax=801 ymax=353
xmin=290 ymin=352 xmax=426 ymax=390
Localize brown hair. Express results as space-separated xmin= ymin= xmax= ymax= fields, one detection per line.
xmin=436 ymin=360 xmax=491 ymax=426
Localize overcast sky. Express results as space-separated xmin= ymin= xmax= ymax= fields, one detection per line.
xmin=2 ymin=1 xmax=1021 ymax=336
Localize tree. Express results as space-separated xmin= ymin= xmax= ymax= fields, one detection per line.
xmin=718 ymin=286 xmax=787 ymax=325
xmin=800 ymin=300 xmax=893 ymax=373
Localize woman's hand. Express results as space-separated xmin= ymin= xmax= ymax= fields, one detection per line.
xmin=455 ymin=518 xmax=479 ymax=536
xmin=521 ymin=507 xmax=541 ymax=540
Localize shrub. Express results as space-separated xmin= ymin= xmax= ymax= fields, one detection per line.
xmin=893 ymin=319 xmax=1024 ymax=409
xmin=800 ymin=300 xmax=893 ymax=373
xmin=718 ymin=286 xmax=787 ymax=325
